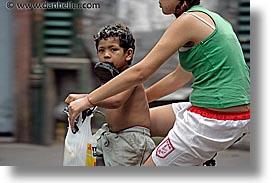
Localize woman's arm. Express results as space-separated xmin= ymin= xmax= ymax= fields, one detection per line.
xmin=146 ymin=64 xmax=193 ymax=103
xmin=95 ymin=88 xmax=135 ymax=109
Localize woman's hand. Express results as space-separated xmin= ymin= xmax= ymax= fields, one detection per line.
xmin=67 ymin=96 xmax=93 ymax=133
xmin=65 ymin=94 xmax=88 ymax=104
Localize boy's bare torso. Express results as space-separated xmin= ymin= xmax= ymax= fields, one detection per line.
xmin=106 ymin=84 xmax=150 ymax=132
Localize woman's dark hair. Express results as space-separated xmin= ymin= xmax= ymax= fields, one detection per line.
xmin=180 ymin=0 xmax=200 ymax=8
xmin=93 ymin=24 xmax=135 ymax=64
xmin=175 ymin=0 xmax=200 ymax=17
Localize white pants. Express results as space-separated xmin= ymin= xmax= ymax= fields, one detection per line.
xmin=152 ymin=102 xmax=250 ymax=166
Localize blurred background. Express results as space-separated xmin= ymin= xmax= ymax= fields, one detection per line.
xmin=0 ymin=0 xmax=250 ymax=146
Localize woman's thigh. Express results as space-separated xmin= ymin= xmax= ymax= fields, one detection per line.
xmin=149 ymin=104 xmax=176 ymax=137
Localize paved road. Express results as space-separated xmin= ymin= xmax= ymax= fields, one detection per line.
xmin=0 ymin=142 xmax=249 ymax=166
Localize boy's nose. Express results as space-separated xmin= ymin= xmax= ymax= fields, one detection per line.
xmin=104 ymin=51 xmax=111 ymax=58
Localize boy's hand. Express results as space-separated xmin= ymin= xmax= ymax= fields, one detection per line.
xmin=68 ymin=96 xmax=93 ymax=133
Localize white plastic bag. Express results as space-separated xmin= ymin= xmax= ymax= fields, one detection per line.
xmin=63 ymin=110 xmax=93 ymax=166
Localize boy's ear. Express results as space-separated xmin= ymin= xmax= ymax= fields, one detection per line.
xmin=125 ymin=48 xmax=134 ymax=61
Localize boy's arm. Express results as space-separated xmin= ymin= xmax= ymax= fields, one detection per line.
xmin=146 ymin=64 xmax=193 ymax=103
xmin=95 ymin=87 xmax=136 ymax=109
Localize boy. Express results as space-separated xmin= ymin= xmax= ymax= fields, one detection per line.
xmin=66 ymin=24 xmax=155 ymax=166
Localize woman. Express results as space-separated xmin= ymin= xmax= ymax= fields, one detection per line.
xmin=65 ymin=0 xmax=250 ymax=166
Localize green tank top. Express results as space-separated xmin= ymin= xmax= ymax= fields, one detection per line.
xmin=179 ymin=6 xmax=250 ymax=108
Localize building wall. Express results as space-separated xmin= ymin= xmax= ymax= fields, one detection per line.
xmin=0 ymin=1 xmax=15 ymax=137
xmin=13 ymin=0 xmax=32 ymax=142
xmin=0 ymin=0 xmax=33 ymax=142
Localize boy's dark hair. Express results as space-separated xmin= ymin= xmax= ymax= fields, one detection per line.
xmin=93 ymin=24 xmax=135 ymax=64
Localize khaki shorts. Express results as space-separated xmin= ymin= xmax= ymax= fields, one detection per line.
xmin=152 ymin=102 xmax=251 ymax=166
xmin=95 ymin=123 xmax=156 ymax=166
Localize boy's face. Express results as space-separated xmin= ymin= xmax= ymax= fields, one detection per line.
xmin=97 ymin=37 xmax=133 ymax=71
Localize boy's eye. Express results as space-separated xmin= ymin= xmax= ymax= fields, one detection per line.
xmin=98 ymin=49 xmax=104 ymax=53
xmin=111 ymin=48 xmax=119 ymax=52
